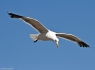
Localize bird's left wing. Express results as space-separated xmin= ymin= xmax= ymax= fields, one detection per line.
xmin=56 ymin=33 xmax=89 ymax=47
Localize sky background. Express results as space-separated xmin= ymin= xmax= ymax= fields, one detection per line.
xmin=0 ymin=0 xmax=95 ymax=70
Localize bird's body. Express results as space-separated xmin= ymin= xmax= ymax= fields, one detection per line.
xmin=30 ymin=30 xmax=58 ymax=42
xmin=8 ymin=12 xmax=89 ymax=48
xmin=38 ymin=30 xmax=56 ymax=41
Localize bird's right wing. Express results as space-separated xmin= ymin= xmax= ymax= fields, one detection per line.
xmin=56 ymin=33 xmax=89 ymax=47
xmin=8 ymin=12 xmax=48 ymax=33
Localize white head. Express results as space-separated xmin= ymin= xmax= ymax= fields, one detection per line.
xmin=54 ymin=38 xmax=59 ymax=48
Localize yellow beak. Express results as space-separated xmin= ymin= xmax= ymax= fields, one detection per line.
xmin=56 ymin=42 xmax=59 ymax=48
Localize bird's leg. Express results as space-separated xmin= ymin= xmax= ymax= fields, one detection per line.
xmin=34 ymin=40 xmax=38 ymax=43
xmin=34 ymin=38 xmax=39 ymax=43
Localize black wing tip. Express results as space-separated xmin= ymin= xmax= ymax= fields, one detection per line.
xmin=7 ymin=12 xmax=14 ymax=18
xmin=7 ymin=12 xmax=22 ymax=18
xmin=78 ymin=41 xmax=90 ymax=48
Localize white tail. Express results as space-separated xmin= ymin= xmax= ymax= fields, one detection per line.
xmin=30 ymin=34 xmax=38 ymax=41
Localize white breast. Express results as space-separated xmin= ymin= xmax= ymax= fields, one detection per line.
xmin=38 ymin=30 xmax=57 ymax=41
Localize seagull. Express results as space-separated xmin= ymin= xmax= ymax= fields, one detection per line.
xmin=8 ymin=12 xmax=89 ymax=48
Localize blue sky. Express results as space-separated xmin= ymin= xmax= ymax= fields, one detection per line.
xmin=0 ymin=0 xmax=95 ymax=70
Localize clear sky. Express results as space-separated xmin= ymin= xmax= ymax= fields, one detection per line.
xmin=0 ymin=0 xmax=95 ymax=70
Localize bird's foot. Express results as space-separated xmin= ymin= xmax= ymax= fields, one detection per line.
xmin=34 ymin=40 xmax=38 ymax=43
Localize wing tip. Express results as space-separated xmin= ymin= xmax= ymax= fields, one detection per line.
xmin=7 ymin=12 xmax=22 ymax=18
xmin=78 ymin=41 xmax=90 ymax=48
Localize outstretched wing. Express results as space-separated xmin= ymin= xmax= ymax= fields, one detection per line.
xmin=56 ymin=33 xmax=89 ymax=47
xmin=8 ymin=12 xmax=48 ymax=33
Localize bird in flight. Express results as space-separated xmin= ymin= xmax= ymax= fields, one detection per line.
xmin=8 ymin=12 xmax=89 ymax=48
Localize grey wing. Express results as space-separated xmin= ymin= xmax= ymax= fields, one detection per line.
xmin=21 ymin=17 xmax=48 ymax=33
xmin=56 ymin=33 xmax=89 ymax=47
xmin=8 ymin=12 xmax=48 ymax=33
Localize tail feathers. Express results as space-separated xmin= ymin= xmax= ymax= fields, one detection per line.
xmin=30 ymin=34 xmax=38 ymax=41
xmin=7 ymin=12 xmax=23 ymax=18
